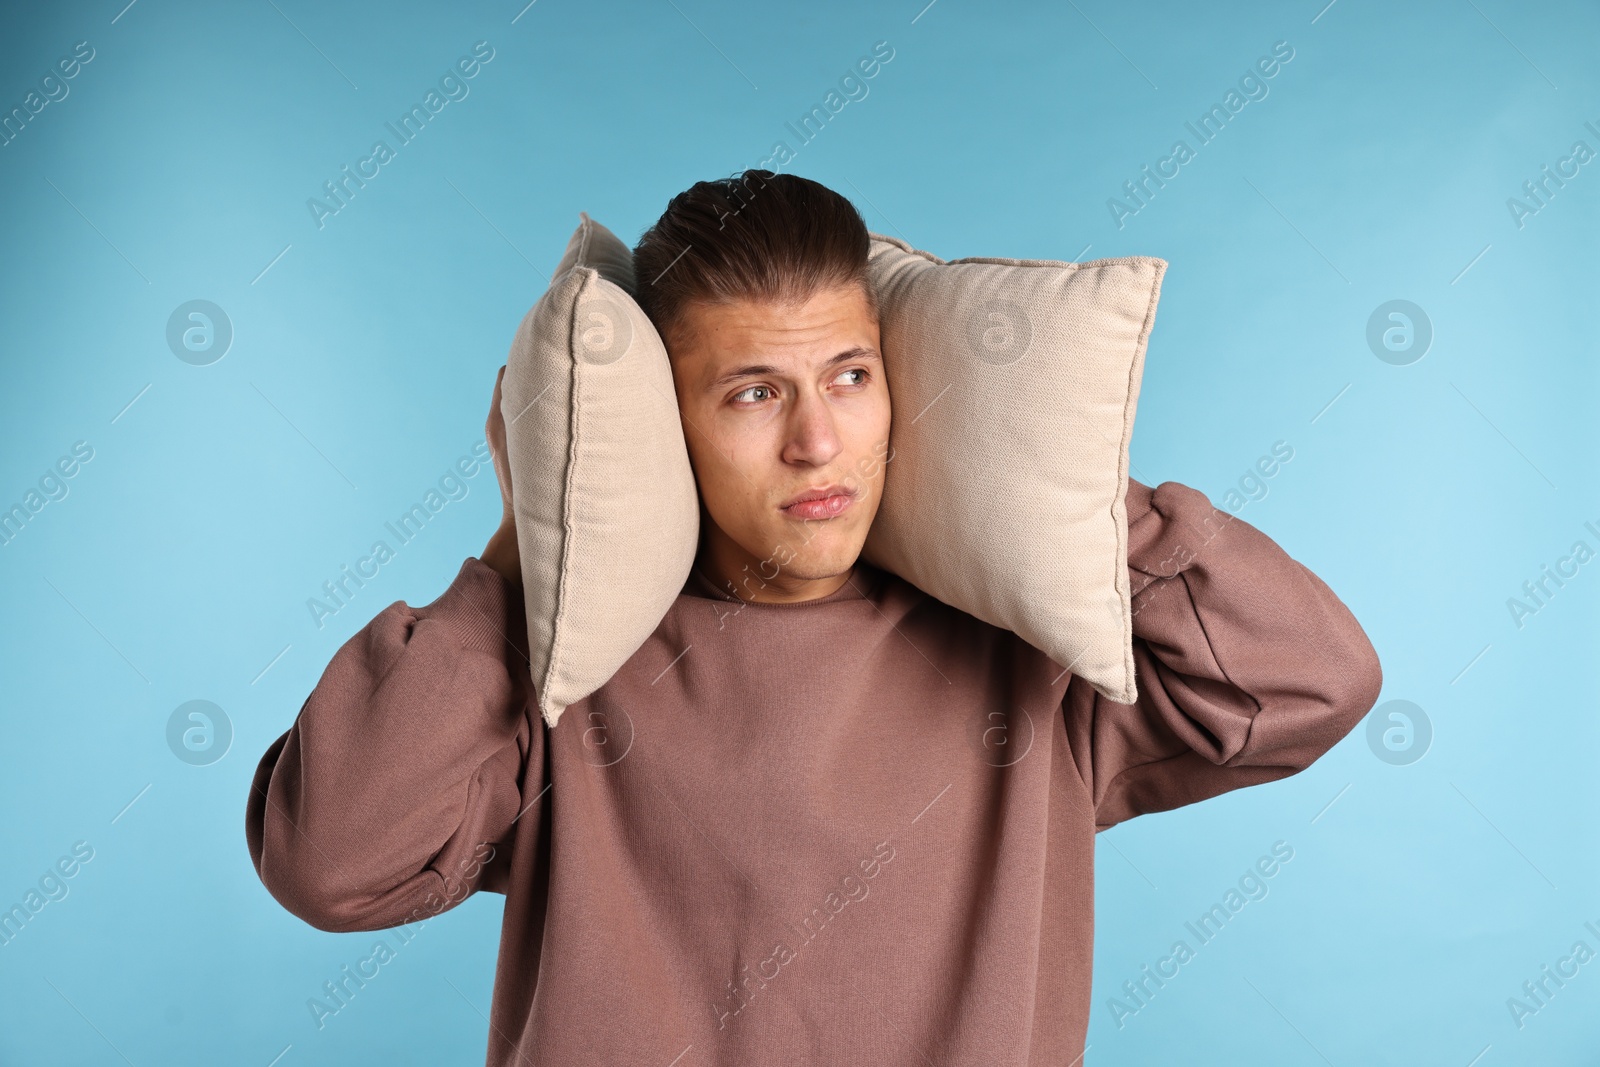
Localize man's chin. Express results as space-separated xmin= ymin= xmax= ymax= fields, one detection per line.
xmin=762 ymin=523 xmax=865 ymax=582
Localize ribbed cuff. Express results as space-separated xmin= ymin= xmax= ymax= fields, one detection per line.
xmin=418 ymin=556 xmax=528 ymax=661
xmin=1124 ymin=475 xmax=1157 ymax=526
xmin=1126 ymin=480 xmax=1233 ymax=581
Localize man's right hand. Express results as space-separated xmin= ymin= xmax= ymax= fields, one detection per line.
xmin=481 ymin=364 xmax=522 ymax=589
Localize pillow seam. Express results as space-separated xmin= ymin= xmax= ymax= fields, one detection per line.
xmin=543 ymin=267 xmax=592 ymax=721
xmin=1115 ymin=264 xmax=1166 ymax=703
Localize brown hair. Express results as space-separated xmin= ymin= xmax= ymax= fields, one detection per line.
xmin=631 ymin=169 xmax=878 ymax=351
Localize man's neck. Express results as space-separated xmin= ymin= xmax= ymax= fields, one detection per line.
xmin=692 ymin=554 xmax=855 ymax=605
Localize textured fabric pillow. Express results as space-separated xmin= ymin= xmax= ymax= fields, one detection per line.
xmin=500 ymin=213 xmax=699 ymax=729
xmin=859 ymin=232 xmax=1166 ymax=705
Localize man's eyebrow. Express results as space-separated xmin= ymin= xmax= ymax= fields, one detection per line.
xmin=707 ymin=346 xmax=881 ymax=390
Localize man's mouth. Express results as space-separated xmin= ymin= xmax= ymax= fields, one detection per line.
xmin=779 ymin=484 xmax=857 ymax=521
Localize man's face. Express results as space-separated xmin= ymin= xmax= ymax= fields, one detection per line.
xmin=666 ymin=282 xmax=891 ymax=603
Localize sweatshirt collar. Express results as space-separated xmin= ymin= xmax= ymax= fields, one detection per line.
xmin=683 ymin=559 xmax=881 ymax=606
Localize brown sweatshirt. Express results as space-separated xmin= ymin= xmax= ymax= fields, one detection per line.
xmin=245 ymin=477 xmax=1383 ymax=1065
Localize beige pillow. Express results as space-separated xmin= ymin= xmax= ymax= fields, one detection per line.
xmin=859 ymin=232 xmax=1166 ymax=705
xmin=500 ymin=212 xmax=699 ymax=729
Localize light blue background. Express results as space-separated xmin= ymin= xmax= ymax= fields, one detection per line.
xmin=2 ymin=0 xmax=1596 ymax=1063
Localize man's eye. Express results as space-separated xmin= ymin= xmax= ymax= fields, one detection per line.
xmin=733 ymin=372 xmax=866 ymax=405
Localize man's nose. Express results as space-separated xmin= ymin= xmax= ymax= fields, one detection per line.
xmin=781 ymin=389 xmax=843 ymax=466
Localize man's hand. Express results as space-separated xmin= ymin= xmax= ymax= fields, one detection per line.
xmin=481 ymin=364 xmax=522 ymax=589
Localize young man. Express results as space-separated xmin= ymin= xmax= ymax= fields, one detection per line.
xmin=246 ymin=171 xmax=1383 ymax=1065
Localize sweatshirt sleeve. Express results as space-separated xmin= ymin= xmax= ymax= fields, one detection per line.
xmin=1063 ymin=477 xmax=1383 ymax=831
xmin=245 ymin=556 xmax=541 ymax=933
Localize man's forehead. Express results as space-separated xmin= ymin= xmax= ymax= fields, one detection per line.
xmin=674 ymin=292 xmax=879 ymax=383
xmin=690 ymin=290 xmax=870 ymax=336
